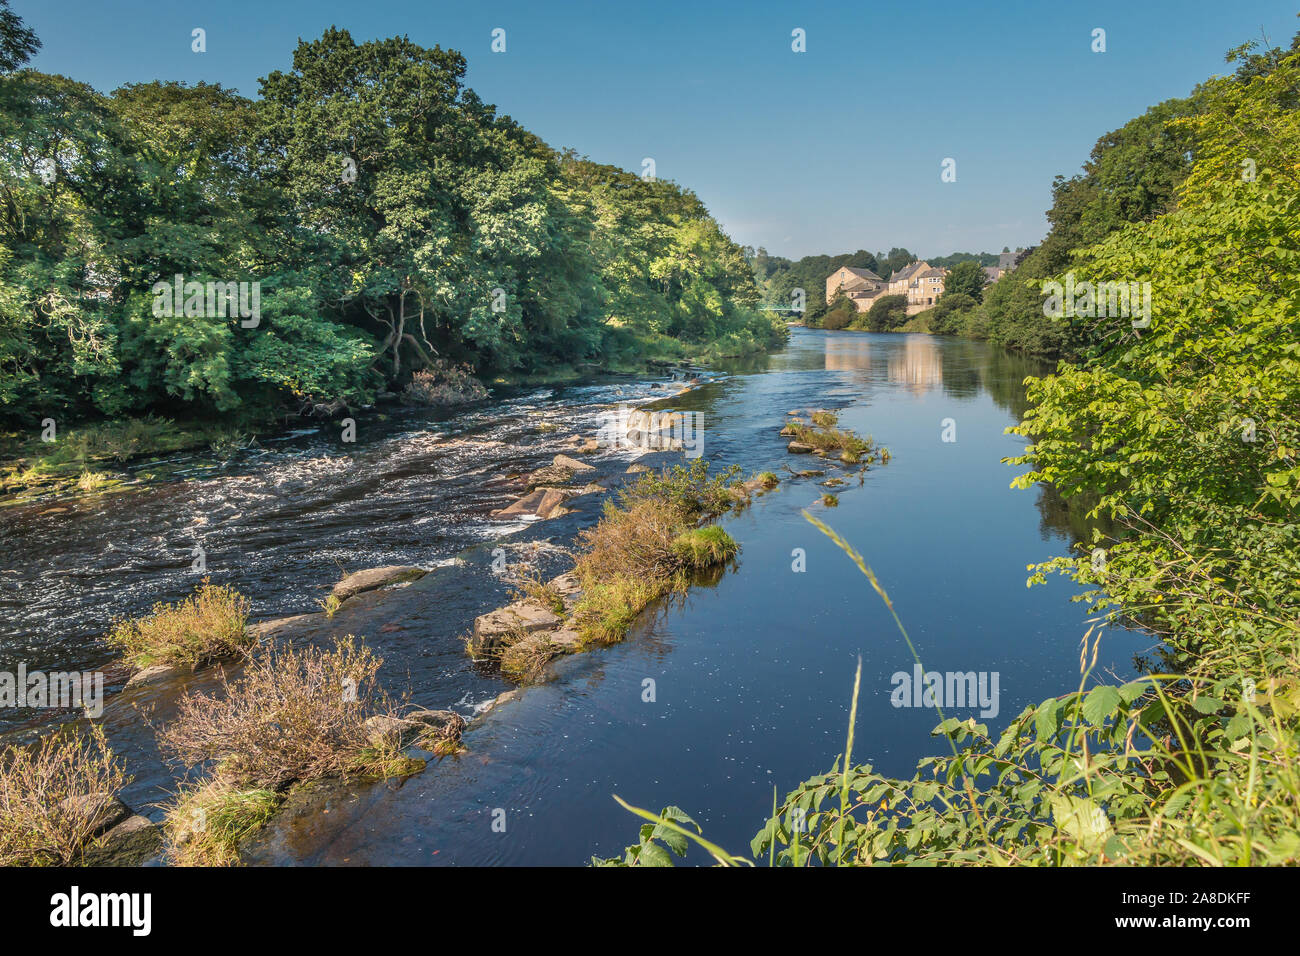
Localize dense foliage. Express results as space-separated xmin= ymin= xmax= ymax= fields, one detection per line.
xmin=0 ymin=13 xmax=783 ymax=430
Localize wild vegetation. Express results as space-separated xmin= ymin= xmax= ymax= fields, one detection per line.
xmin=106 ymin=579 xmax=252 ymax=671
xmin=570 ymin=460 xmax=746 ymax=644
xmin=929 ymin=33 xmax=1300 ymax=358
xmin=0 ymin=724 xmax=129 ymax=866
xmin=783 ymin=409 xmax=886 ymax=465
xmin=0 ymin=6 xmax=784 ymax=454
xmin=160 ymin=634 xmax=425 ymax=865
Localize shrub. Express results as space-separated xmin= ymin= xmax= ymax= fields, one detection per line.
xmin=865 ymin=294 xmax=909 ymax=332
xmin=402 ymin=360 xmax=488 ymax=406
xmin=820 ymin=306 xmax=855 ymax=330
xmin=569 ymin=460 xmax=745 ymax=644
xmin=0 ymin=725 xmax=130 ymax=866
xmin=929 ymin=292 xmax=977 ymax=336
xmin=106 ymin=580 xmax=252 ymax=670
xmin=159 ymin=635 xmax=414 ymax=791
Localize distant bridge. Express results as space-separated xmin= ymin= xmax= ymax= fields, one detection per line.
xmin=757 ymin=304 xmax=806 ymax=313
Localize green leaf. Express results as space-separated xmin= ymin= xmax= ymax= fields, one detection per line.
xmin=1081 ymin=686 xmax=1123 ymax=726
xmin=635 ymin=841 xmax=675 ymax=867
xmin=1035 ymin=699 xmax=1063 ymax=742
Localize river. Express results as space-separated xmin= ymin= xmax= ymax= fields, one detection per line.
xmin=0 ymin=328 xmax=1150 ymax=865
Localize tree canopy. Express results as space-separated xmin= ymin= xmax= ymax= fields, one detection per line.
xmin=0 ymin=20 xmax=784 ymax=428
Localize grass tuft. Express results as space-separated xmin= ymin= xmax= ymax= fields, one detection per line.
xmin=106 ymin=579 xmax=252 ymax=671
xmin=164 ymin=781 xmax=280 ymax=867
xmin=670 ymin=526 xmax=739 ymax=569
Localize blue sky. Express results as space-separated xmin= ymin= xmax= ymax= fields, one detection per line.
xmin=18 ymin=0 xmax=1299 ymax=260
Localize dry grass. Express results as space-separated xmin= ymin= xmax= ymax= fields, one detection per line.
xmin=76 ymin=470 xmax=109 ymax=493
xmin=159 ymin=634 xmax=414 ymax=791
xmin=513 ymin=571 xmax=566 ymax=617
xmin=576 ymin=495 xmax=686 ymax=586
xmin=158 ymin=634 xmax=425 ymax=864
xmin=0 ymin=725 xmax=129 ymax=866
xmin=569 ymin=461 xmax=743 ymax=644
xmin=499 ymin=635 xmax=556 ymax=683
xmin=106 ymin=579 xmax=252 ymax=671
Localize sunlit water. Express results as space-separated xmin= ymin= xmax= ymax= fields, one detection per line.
xmin=0 ymin=329 xmax=1152 ymax=865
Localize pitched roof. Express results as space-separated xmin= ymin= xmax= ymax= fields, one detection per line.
xmin=890 ymin=261 xmax=925 ymax=282
xmin=840 ymin=266 xmax=882 ymax=281
xmin=917 ymin=267 xmax=945 ymax=279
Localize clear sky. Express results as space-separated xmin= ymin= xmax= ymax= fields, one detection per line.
xmin=17 ymin=0 xmax=1299 ymax=260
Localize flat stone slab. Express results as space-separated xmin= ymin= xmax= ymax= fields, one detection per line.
xmin=787 ymin=441 xmax=815 ymax=454
xmin=471 ymin=599 xmax=562 ymax=652
xmin=331 ymin=566 xmax=426 ymax=603
xmin=548 ymin=626 xmax=584 ymax=651
xmin=525 ymin=464 xmax=575 ymax=490
xmin=245 ymin=614 xmax=318 ymax=642
xmin=549 ymin=572 xmax=582 ymax=596
xmin=497 ymin=487 xmax=573 ymax=519
xmin=124 ymin=662 xmax=186 ymax=689
xmin=363 ymin=715 xmax=423 ymax=746
xmin=59 ymin=793 xmax=131 ymax=836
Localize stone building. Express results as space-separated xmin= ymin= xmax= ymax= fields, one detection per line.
xmin=825 ymin=266 xmax=886 ymax=310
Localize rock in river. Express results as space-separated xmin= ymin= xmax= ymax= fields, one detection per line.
xmin=331 ymin=565 xmax=426 ymax=603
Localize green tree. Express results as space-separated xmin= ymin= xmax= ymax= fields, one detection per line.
xmin=929 ymin=292 xmax=976 ymax=335
xmin=865 ymin=294 xmax=908 ymax=332
xmin=0 ymin=0 xmax=38 ymax=72
xmin=942 ymin=261 xmax=988 ymax=301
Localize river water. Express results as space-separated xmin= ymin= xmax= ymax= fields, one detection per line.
xmin=0 ymin=328 xmax=1150 ymax=865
